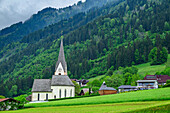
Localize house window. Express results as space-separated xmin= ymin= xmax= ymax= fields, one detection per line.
xmin=70 ymin=89 xmax=72 ymax=97
xmin=38 ymin=94 xmax=40 ymax=101
xmin=65 ymin=89 xmax=67 ymax=97
xmin=54 ymin=95 xmax=56 ymax=99
xmin=139 ymin=83 xmax=143 ymax=86
xmin=46 ymin=94 xmax=48 ymax=101
xmin=59 ymin=89 xmax=61 ymax=98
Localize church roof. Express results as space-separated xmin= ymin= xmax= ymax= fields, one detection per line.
xmin=32 ymin=79 xmax=52 ymax=92
xmin=99 ymin=81 xmax=116 ymax=91
xmin=55 ymin=39 xmax=67 ymax=73
xmin=51 ymin=75 xmax=74 ymax=86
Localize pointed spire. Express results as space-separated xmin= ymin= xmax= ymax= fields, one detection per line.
xmin=55 ymin=38 xmax=67 ymax=75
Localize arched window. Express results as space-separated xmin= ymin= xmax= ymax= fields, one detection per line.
xmin=38 ymin=93 xmax=40 ymax=101
xmin=46 ymin=94 xmax=48 ymax=101
xmin=59 ymin=89 xmax=61 ymax=98
xmin=70 ymin=89 xmax=72 ymax=97
xmin=65 ymin=89 xmax=67 ymax=97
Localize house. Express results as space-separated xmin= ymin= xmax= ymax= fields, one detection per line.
xmin=118 ymin=85 xmax=137 ymax=93
xmin=99 ymin=81 xmax=117 ymax=95
xmin=0 ymin=98 xmax=20 ymax=111
xmin=32 ymin=39 xmax=75 ymax=101
xmin=79 ymin=88 xmax=92 ymax=96
xmin=136 ymin=80 xmax=158 ymax=89
xmin=144 ymin=75 xmax=170 ymax=85
xmin=71 ymin=79 xmax=89 ymax=87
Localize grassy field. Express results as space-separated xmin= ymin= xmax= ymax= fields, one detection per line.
xmin=3 ymin=101 xmax=170 ymax=113
xmin=2 ymin=88 xmax=170 ymax=113
xmin=136 ymin=63 xmax=166 ymax=77
xmin=24 ymin=88 xmax=170 ymax=108
xmin=88 ymin=75 xmax=105 ymax=82
xmin=130 ymin=104 xmax=170 ymax=113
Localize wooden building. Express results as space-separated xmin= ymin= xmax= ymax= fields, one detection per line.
xmin=99 ymin=82 xmax=117 ymax=95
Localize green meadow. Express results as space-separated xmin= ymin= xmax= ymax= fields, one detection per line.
xmin=3 ymin=101 xmax=170 ymax=113
xmin=3 ymin=88 xmax=170 ymax=113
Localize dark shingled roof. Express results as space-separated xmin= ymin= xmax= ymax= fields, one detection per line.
xmin=55 ymin=39 xmax=67 ymax=73
xmin=51 ymin=75 xmax=74 ymax=86
xmin=118 ymin=85 xmax=137 ymax=89
xmin=32 ymin=79 xmax=52 ymax=92
xmin=99 ymin=82 xmax=116 ymax=91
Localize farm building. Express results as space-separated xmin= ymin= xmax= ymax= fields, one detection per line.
xmin=136 ymin=80 xmax=158 ymax=89
xmin=0 ymin=98 xmax=20 ymax=111
xmin=118 ymin=85 xmax=137 ymax=92
xmin=32 ymin=39 xmax=75 ymax=101
xmin=144 ymin=75 xmax=170 ymax=85
xmin=99 ymin=82 xmax=117 ymax=95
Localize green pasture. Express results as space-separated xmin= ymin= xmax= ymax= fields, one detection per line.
xmin=2 ymin=88 xmax=170 ymax=113
xmin=136 ymin=63 xmax=166 ymax=77
xmin=25 ymin=87 xmax=170 ymax=108
xmin=3 ymin=101 xmax=170 ymax=113
xmin=88 ymin=75 xmax=105 ymax=82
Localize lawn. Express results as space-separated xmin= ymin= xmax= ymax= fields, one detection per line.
xmin=88 ymin=75 xmax=105 ymax=81
xmin=24 ymin=87 xmax=170 ymax=108
xmin=3 ymin=101 xmax=170 ymax=113
xmin=136 ymin=62 xmax=166 ymax=77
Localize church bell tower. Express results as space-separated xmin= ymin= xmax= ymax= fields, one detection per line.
xmin=54 ymin=39 xmax=67 ymax=75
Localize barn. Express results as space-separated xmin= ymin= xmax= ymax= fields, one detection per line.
xmin=99 ymin=82 xmax=117 ymax=95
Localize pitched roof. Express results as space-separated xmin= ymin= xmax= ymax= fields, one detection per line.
xmin=55 ymin=39 xmax=67 ymax=73
xmin=51 ymin=75 xmax=74 ymax=86
xmin=0 ymin=98 xmax=20 ymax=103
xmin=99 ymin=81 xmax=116 ymax=91
xmin=144 ymin=75 xmax=170 ymax=83
xmin=118 ymin=85 xmax=137 ymax=89
xmin=136 ymin=80 xmax=157 ymax=83
xmin=32 ymin=79 xmax=52 ymax=92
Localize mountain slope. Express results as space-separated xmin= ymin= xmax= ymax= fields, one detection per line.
xmin=0 ymin=0 xmax=117 ymax=50
xmin=0 ymin=0 xmax=170 ymax=97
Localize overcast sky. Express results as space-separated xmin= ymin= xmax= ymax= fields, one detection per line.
xmin=0 ymin=0 xmax=86 ymax=30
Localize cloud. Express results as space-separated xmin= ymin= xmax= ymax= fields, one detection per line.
xmin=0 ymin=0 xmax=81 ymax=30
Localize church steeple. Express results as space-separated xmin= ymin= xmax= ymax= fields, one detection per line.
xmin=55 ymin=39 xmax=67 ymax=75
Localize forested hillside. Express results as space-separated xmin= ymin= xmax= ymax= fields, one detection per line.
xmin=0 ymin=0 xmax=117 ymax=50
xmin=0 ymin=0 xmax=170 ymax=97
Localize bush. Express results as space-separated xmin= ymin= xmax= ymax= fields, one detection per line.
xmin=14 ymin=95 xmax=28 ymax=109
xmin=0 ymin=95 xmax=5 ymax=99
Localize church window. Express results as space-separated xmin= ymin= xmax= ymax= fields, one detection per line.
xmin=59 ymin=89 xmax=61 ymax=98
xmin=65 ymin=89 xmax=67 ymax=97
xmin=46 ymin=94 xmax=48 ymax=101
xmin=70 ymin=89 xmax=72 ymax=97
xmin=38 ymin=94 xmax=40 ymax=101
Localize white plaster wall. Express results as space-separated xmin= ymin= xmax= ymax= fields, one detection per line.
xmin=32 ymin=92 xmax=53 ymax=101
xmin=51 ymin=86 xmax=75 ymax=99
xmin=55 ymin=62 xmax=64 ymax=75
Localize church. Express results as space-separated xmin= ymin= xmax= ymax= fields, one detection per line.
xmin=31 ymin=39 xmax=75 ymax=101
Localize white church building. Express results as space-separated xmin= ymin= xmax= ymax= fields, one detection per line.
xmin=32 ymin=39 xmax=75 ymax=101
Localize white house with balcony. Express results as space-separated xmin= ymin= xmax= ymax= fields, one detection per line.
xmin=136 ymin=80 xmax=158 ymax=90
